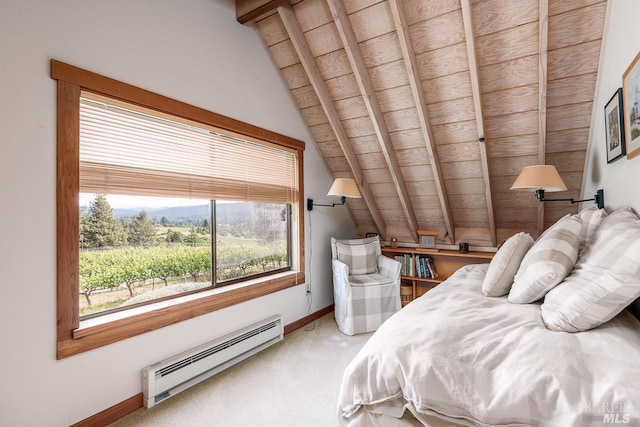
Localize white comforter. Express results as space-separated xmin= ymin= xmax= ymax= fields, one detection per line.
xmin=338 ymin=264 xmax=640 ymax=426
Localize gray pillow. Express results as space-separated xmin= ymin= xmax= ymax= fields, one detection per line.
xmin=541 ymin=208 xmax=640 ymax=332
xmin=335 ymin=241 xmax=378 ymax=275
xmin=482 ymin=232 xmax=534 ymax=297
xmin=508 ymin=214 xmax=583 ymax=304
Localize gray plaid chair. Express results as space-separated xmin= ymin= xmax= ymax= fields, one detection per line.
xmin=331 ymin=236 xmax=402 ymax=335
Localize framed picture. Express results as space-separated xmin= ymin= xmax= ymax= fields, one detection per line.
xmin=418 ymin=229 xmax=437 ymax=249
xmin=604 ymin=88 xmax=625 ymax=163
xmin=622 ymin=51 xmax=640 ymax=159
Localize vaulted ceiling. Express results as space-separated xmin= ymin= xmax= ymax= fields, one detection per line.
xmin=236 ymin=0 xmax=607 ymax=246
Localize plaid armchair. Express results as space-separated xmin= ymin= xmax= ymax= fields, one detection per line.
xmin=330 ymin=236 xmax=402 ymax=335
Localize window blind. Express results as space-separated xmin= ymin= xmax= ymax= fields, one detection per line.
xmin=79 ymin=92 xmax=298 ymax=204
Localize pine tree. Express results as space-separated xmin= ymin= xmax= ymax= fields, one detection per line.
xmin=80 ymin=195 xmax=128 ymax=248
xmin=128 ymin=210 xmax=156 ymax=246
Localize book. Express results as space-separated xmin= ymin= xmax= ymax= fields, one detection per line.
xmin=422 ymin=256 xmax=431 ymax=278
xmin=426 ymin=257 xmax=438 ymax=278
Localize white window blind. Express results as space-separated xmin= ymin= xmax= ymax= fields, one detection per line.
xmin=79 ymin=92 xmax=298 ymax=204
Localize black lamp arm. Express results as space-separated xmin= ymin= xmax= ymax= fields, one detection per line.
xmin=307 ymin=196 xmax=347 ymax=211
xmin=535 ymin=189 xmax=604 ymax=209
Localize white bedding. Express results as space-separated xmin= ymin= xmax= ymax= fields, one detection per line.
xmin=338 ymin=264 xmax=640 ymax=426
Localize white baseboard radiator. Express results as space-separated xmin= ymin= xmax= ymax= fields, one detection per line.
xmin=142 ymin=315 xmax=283 ymax=408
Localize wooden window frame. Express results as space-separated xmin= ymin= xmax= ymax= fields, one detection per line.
xmin=53 ymin=60 xmax=305 ymax=359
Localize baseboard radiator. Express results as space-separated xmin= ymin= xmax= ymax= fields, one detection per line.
xmin=142 ymin=315 xmax=283 ymax=408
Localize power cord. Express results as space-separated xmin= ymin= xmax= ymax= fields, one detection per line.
xmin=304 ymin=208 xmax=316 ymax=331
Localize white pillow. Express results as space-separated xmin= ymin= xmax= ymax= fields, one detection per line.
xmin=541 ymin=208 xmax=640 ymax=332
xmin=576 ymin=207 xmax=607 ymax=250
xmin=508 ymin=214 xmax=583 ymax=304
xmin=482 ymin=232 xmax=534 ymax=297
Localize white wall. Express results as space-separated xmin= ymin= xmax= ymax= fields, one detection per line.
xmin=0 ymin=0 xmax=355 ymax=425
xmin=583 ymin=0 xmax=640 ymax=212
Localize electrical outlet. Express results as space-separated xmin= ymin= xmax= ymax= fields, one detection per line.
xmin=305 ymin=282 xmax=311 ymax=294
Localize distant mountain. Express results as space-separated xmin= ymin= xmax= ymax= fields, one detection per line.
xmin=114 ymin=204 xmax=210 ymax=223
xmin=111 ymin=207 xmax=142 ymax=218
xmin=112 ymin=202 xmax=256 ymax=225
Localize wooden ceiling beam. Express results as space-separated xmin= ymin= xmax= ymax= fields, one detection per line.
xmin=388 ymin=0 xmax=455 ymax=244
xmin=327 ymin=0 xmax=419 ymax=243
xmin=538 ymin=0 xmax=549 ymax=235
xmin=236 ymin=0 xmax=288 ymax=24
xmin=460 ymin=0 xmax=497 ymax=247
xmin=277 ymin=4 xmax=388 ymax=237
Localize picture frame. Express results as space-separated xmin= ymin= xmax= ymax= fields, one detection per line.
xmin=418 ymin=229 xmax=437 ymax=249
xmin=622 ymin=51 xmax=640 ymax=159
xmin=604 ymin=88 xmax=625 ymax=163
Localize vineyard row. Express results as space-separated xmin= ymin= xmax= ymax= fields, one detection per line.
xmin=79 ymin=245 xmax=287 ymax=306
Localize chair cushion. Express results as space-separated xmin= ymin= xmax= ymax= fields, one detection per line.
xmin=482 ymin=232 xmax=534 ymax=297
xmin=336 ymin=241 xmax=378 ymax=275
xmin=508 ymin=214 xmax=583 ymax=304
xmin=349 ymin=273 xmax=394 ymax=287
xmin=541 ymin=208 xmax=640 ymax=332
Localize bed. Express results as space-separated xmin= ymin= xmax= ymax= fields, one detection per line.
xmin=338 ymin=207 xmax=640 ymax=426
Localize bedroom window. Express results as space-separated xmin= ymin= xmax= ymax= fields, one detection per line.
xmin=53 ymin=60 xmax=305 ymax=358
xmin=78 ymin=195 xmax=292 ymax=318
xmin=77 ymin=93 xmax=294 ymax=318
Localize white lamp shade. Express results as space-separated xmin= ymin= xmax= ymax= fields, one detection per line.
xmin=327 ymin=178 xmax=361 ymax=198
xmin=510 ymin=165 xmax=567 ymax=192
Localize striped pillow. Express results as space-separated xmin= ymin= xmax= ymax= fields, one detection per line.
xmin=577 ymin=207 xmax=607 ymax=249
xmin=508 ymin=214 xmax=583 ymax=304
xmin=482 ymin=232 xmax=534 ymax=297
xmin=541 ymin=208 xmax=640 ymax=332
xmin=335 ymin=241 xmax=379 ymax=275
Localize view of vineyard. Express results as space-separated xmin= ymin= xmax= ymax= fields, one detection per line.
xmin=79 ymin=194 xmax=289 ymax=317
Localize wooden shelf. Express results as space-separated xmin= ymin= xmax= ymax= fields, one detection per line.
xmin=383 ymin=247 xmax=494 ymax=305
xmin=401 ymin=275 xmax=440 ymax=284
xmin=383 ymin=247 xmax=494 ymax=259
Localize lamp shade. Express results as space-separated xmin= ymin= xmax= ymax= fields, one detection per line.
xmin=510 ymin=165 xmax=567 ymax=192
xmin=327 ymin=178 xmax=361 ymax=198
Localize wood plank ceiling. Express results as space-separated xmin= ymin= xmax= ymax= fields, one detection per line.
xmin=237 ymin=0 xmax=607 ymax=246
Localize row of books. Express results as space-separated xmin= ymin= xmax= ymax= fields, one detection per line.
xmin=394 ymin=254 xmax=439 ymax=279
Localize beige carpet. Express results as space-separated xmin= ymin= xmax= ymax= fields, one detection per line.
xmin=109 ymin=313 xmax=373 ymax=427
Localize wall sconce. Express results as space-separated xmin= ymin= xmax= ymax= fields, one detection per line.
xmin=510 ymin=165 xmax=604 ymax=209
xmin=307 ymin=178 xmax=361 ymax=211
